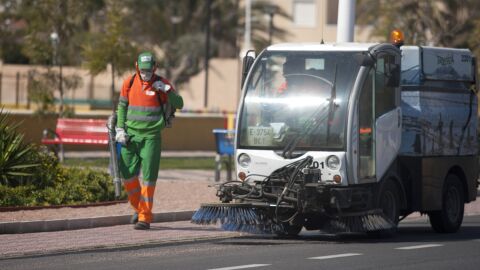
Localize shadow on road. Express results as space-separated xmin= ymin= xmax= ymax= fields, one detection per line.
xmin=149 ymin=225 xmax=222 ymax=232
xmin=216 ymin=215 xmax=480 ymax=246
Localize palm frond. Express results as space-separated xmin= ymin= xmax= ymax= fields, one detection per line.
xmin=0 ymin=107 xmax=41 ymax=186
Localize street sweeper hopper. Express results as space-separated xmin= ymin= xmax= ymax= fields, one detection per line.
xmin=192 ymin=39 xmax=479 ymax=236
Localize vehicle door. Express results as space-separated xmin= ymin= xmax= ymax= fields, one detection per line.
xmin=357 ymin=51 xmax=401 ymax=183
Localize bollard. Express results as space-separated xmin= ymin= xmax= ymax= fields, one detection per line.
xmin=26 ymin=72 xmax=32 ymax=109
xmin=15 ymin=72 xmax=20 ymax=108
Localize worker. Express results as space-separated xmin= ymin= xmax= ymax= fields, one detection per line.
xmin=278 ymin=57 xmax=304 ymax=94
xmin=115 ymin=51 xmax=184 ymax=230
xmin=278 ymin=57 xmax=331 ymax=96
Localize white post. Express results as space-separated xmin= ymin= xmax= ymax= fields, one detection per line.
xmin=242 ymin=0 xmax=252 ymax=56
xmin=336 ymin=0 xmax=356 ymax=42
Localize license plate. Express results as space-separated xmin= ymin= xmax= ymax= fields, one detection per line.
xmin=247 ymin=126 xmax=273 ymax=146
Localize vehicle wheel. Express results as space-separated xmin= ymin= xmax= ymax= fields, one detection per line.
xmin=380 ymin=180 xmax=400 ymax=225
xmin=274 ymin=223 xmax=302 ymax=237
xmin=369 ymin=180 xmax=400 ymax=237
xmin=428 ymin=174 xmax=464 ymax=233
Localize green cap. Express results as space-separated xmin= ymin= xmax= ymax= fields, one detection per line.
xmin=137 ymin=52 xmax=155 ymax=70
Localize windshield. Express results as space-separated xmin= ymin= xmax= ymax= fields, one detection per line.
xmin=238 ymin=51 xmax=362 ymax=152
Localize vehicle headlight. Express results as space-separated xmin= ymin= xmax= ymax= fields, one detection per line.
xmin=326 ymin=155 xmax=340 ymax=170
xmin=238 ymin=153 xmax=251 ymax=168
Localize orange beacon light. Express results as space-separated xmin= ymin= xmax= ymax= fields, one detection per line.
xmin=390 ymin=29 xmax=404 ymax=47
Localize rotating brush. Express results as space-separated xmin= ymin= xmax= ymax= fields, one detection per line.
xmin=191 ymin=203 xmax=278 ymax=234
xmin=321 ymin=210 xmax=395 ymax=233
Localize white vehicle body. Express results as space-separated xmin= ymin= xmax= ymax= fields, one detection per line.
xmin=222 ymin=42 xmax=478 ymax=234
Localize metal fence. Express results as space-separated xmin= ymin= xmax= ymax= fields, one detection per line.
xmin=0 ymin=68 xmax=116 ymax=110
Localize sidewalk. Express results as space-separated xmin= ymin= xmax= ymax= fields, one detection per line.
xmin=0 ymin=221 xmax=242 ymax=259
xmin=0 ymin=170 xmax=221 ymax=232
xmin=0 ymin=169 xmax=244 ymax=259
xmin=0 ymin=148 xmax=227 ymax=234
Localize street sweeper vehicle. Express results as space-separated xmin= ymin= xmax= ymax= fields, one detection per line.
xmin=192 ymin=36 xmax=479 ymax=236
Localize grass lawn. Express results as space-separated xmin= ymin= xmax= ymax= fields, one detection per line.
xmin=63 ymin=156 xmax=233 ymax=170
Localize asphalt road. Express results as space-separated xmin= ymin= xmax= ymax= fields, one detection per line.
xmin=2 ymin=215 xmax=480 ymax=270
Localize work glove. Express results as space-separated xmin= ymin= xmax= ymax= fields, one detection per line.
xmin=152 ymin=80 xmax=171 ymax=93
xmin=115 ymin=128 xmax=129 ymax=146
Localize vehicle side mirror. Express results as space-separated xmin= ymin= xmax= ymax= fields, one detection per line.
xmin=241 ymin=50 xmax=256 ymax=88
xmin=355 ymin=52 xmax=375 ymax=67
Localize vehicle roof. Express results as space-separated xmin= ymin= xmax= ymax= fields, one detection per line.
xmin=266 ymin=42 xmax=379 ymax=52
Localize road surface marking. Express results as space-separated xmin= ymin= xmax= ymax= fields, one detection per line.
xmin=396 ymin=244 xmax=443 ymax=250
xmin=208 ymin=264 xmax=271 ymax=270
xmin=308 ymin=253 xmax=362 ymax=260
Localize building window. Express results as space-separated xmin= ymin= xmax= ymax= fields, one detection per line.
xmin=326 ymin=0 xmax=338 ymax=25
xmin=293 ymin=0 xmax=316 ymax=27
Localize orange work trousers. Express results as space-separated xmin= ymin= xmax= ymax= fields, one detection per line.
xmin=123 ymin=177 xmax=156 ymax=223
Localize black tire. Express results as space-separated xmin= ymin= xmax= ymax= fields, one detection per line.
xmin=369 ymin=180 xmax=400 ymax=237
xmin=428 ymin=174 xmax=465 ymax=233
xmin=274 ymin=223 xmax=302 ymax=237
xmin=380 ymin=180 xmax=400 ymax=225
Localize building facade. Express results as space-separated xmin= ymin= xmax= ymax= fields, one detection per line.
xmin=182 ymin=0 xmax=378 ymax=113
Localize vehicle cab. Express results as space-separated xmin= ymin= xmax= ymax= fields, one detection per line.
xmin=236 ymin=42 xmax=402 ymax=187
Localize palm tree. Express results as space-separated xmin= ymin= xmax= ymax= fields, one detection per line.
xmin=124 ymin=0 xmax=290 ymax=85
xmin=357 ymin=0 xmax=480 ymax=49
xmin=7 ymin=0 xmax=103 ymax=116
xmin=83 ymin=0 xmax=138 ymax=108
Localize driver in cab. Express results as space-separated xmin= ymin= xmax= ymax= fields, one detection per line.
xmin=278 ymin=57 xmax=305 ymax=95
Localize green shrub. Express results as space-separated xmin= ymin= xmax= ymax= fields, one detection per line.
xmin=0 ymin=108 xmax=126 ymax=206
xmin=28 ymin=148 xmax=65 ymax=188
xmin=0 ymin=108 xmax=40 ymax=186
xmin=0 ymin=167 xmax=125 ymax=207
xmin=57 ymin=167 xmax=121 ymax=204
xmin=0 ymin=185 xmax=37 ymax=206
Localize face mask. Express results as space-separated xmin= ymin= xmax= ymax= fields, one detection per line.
xmin=140 ymin=70 xmax=153 ymax=81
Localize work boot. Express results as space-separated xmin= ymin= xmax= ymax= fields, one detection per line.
xmin=130 ymin=212 xmax=138 ymax=224
xmin=134 ymin=221 xmax=150 ymax=230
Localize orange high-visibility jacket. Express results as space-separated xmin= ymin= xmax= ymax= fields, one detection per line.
xmin=117 ymin=73 xmax=183 ymax=139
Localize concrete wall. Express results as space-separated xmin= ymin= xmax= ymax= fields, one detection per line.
xmin=272 ymin=0 xmax=377 ymax=44
xmin=9 ymin=112 xmax=226 ymax=151
xmin=0 ymin=60 xmax=241 ymax=114
xmin=182 ymin=58 xmax=241 ymax=112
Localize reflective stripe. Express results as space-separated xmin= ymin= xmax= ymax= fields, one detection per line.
xmin=127 ymin=114 xmax=161 ymax=122
xmin=140 ymin=196 xmax=154 ymax=203
xmin=128 ymin=105 xmax=162 ymax=112
xmin=122 ymin=177 xmax=137 ymax=184
xmin=142 ymin=180 xmax=156 ymax=187
xmin=127 ymin=187 xmax=141 ymax=195
xmin=119 ymin=96 xmax=129 ymax=103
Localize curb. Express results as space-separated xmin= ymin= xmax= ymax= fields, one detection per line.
xmin=0 ymin=235 xmax=240 ymax=260
xmin=0 ymin=210 xmax=194 ymax=234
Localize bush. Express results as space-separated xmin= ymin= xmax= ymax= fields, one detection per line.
xmin=28 ymin=148 xmax=65 ymax=188
xmin=0 ymin=108 xmax=40 ymax=186
xmin=0 ymin=185 xmax=38 ymax=206
xmin=0 ymin=108 xmax=125 ymax=206
xmin=55 ymin=167 xmax=120 ymax=204
xmin=0 ymin=167 xmax=125 ymax=207
xmin=0 ymin=107 xmax=67 ymax=189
